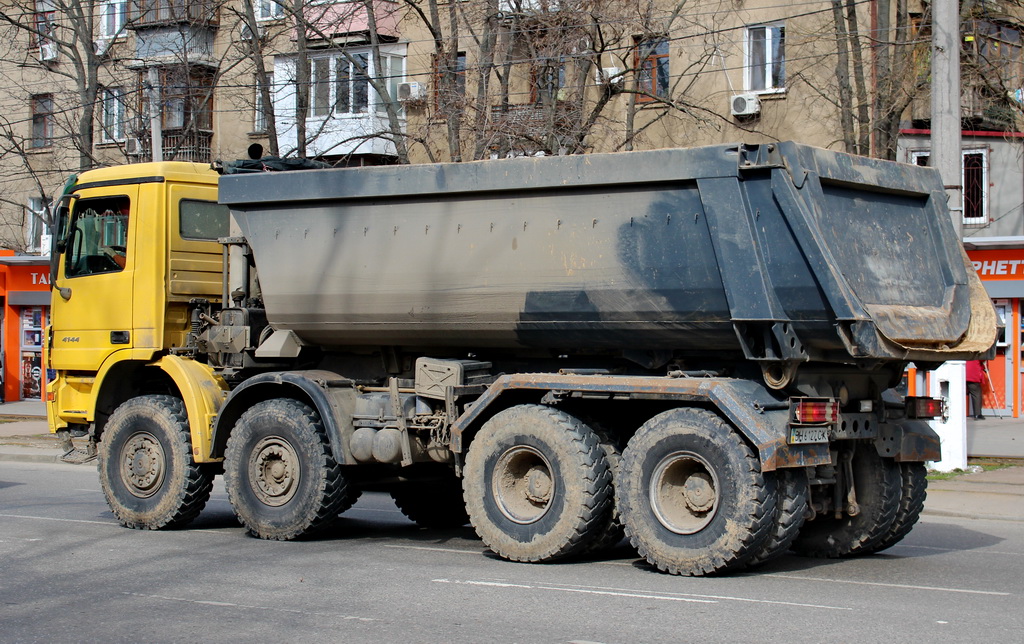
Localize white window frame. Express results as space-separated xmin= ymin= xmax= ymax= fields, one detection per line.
xmin=306 ymin=49 xmax=405 ymax=120
xmin=254 ymin=73 xmax=274 ymax=133
xmin=100 ymin=87 xmax=127 ymax=143
xmin=256 ymin=0 xmax=284 ymax=20
xmin=98 ymin=0 xmax=127 ymax=40
xmin=27 ymin=197 xmax=46 ymax=253
xmin=909 ymin=148 xmax=989 ymax=225
xmin=745 ymin=23 xmax=785 ymax=94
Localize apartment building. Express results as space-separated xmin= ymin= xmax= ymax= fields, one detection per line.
xmin=1 ymin=0 xmax=1024 ymax=407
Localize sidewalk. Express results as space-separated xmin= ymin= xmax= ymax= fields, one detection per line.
xmin=1 ymin=400 xmax=1022 ymax=522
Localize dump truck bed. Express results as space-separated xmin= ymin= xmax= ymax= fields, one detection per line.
xmin=219 ymin=142 xmax=995 ymax=363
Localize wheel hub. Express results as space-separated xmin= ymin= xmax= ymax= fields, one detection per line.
xmin=249 ymin=436 xmax=300 ymax=507
xmin=492 ymin=445 xmax=555 ymax=524
xmin=650 ymin=451 xmax=720 ymax=535
xmin=119 ymin=432 xmax=165 ymax=498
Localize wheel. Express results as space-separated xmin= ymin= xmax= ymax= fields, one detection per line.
xmin=391 ymin=476 xmax=470 ymax=528
xmin=224 ymin=398 xmax=355 ymax=540
xmin=616 ymin=408 xmax=777 ymax=576
xmin=860 ymin=462 xmax=927 ymax=555
xmin=744 ymin=468 xmax=809 ymax=568
xmin=97 ymin=395 xmax=213 ymax=530
xmin=578 ymin=422 xmax=626 ymax=555
xmin=463 ymin=404 xmax=613 ymax=562
xmin=791 ymin=443 xmax=901 ymax=558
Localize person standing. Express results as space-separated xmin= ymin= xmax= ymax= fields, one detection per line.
xmin=966 ymin=360 xmax=987 ymax=420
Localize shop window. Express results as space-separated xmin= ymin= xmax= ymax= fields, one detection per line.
xmin=21 ymin=308 xmax=44 ymax=400
xmin=65 ymin=196 xmax=130 ymax=277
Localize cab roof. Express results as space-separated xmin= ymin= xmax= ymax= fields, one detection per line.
xmin=73 ymin=162 xmax=218 ymax=191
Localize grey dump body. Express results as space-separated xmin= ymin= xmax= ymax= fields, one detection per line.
xmin=219 ymin=142 xmax=994 ymax=365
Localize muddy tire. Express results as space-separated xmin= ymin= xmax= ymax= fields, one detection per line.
xmin=860 ymin=462 xmax=927 ymax=555
xmin=579 ymin=422 xmax=626 ymax=554
xmin=791 ymin=443 xmax=901 ymax=558
xmin=98 ymin=395 xmax=213 ymax=530
xmin=616 ymin=408 xmax=777 ymax=576
xmin=224 ymin=398 xmax=354 ymax=540
xmin=391 ymin=476 xmax=470 ymax=528
xmin=744 ymin=468 xmax=809 ymax=568
xmin=463 ymin=404 xmax=613 ymax=562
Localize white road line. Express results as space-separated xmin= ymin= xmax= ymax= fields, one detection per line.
xmin=0 ymin=513 xmax=114 ymax=526
xmin=120 ymin=592 xmax=376 ymax=621
xmin=383 ymin=544 xmax=482 ymax=555
xmin=766 ymin=574 xmax=1011 ymax=596
xmin=431 ymin=578 xmax=851 ymax=610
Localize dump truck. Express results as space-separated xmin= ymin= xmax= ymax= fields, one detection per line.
xmin=45 ymin=142 xmax=996 ymax=576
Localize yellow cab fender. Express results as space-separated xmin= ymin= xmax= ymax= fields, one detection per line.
xmin=151 ymin=354 xmax=230 ymax=463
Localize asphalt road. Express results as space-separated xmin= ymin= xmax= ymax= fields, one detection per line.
xmin=2 ymin=460 xmax=1022 ymax=644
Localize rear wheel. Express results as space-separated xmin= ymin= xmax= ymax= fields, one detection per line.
xmin=791 ymin=443 xmax=901 ymax=558
xmin=224 ymin=399 xmax=355 ymax=540
xmin=463 ymin=404 xmax=613 ymax=562
xmin=617 ymin=408 xmax=777 ymax=576
xmin=98 ymin=395 xmax=213 ymax=530
xmin=860 ymin=462 xmax=927 ymax=555
xmin=744 ymin=469 xmax=808 ymax=568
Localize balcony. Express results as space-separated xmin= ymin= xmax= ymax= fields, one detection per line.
xmin=134 ymin=131 xmax=213 ymax=163
xmin=129 ymin=0 xmax=219 ymax=29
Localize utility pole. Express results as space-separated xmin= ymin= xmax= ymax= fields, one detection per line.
xmin=929 ymin=0 xmax=967 ymax=472
xmin=147 ymin=67 xmax=163 ymax=163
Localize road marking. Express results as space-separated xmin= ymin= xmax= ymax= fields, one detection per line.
xmin=431 ymin=578 xmax=851 ymax=610
xmin=0 ymin=513 xmax=113 ymax=526
xmin=121 ymin=592 xmax=376 ymax=621
xmin=766 ymin=574 xmax=1011 ymax=596
xmin=383 ymin=544 xmax=481 ymax=555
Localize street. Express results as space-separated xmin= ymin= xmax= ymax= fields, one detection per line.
xmin=2 ymin=459 xmax=1022 ymax=643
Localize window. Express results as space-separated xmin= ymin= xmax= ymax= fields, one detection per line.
xmin=254 ymin=73 xmax=273 ymax=133
xmin=335 ymin=53 xmax=369 ymax=114
xmin=141 ymin=68 xmax=214 ymax=131
xmin=434 ymin=52 xmax=467 ymax=115
xmin=306 ymin=50 xmax=402 ymax=118
xmin=31 ymin=94 xmax=53 ymax=148
xmin=31 ymin=0 xmax=56 ymax=49
xmin=910 ymin=148 xmax=989 ymax=224
xmin=532 ymin=58 xmax=566 ymax=104
xmin=27 ymin=197 xmax=47 ymax=253
xmin=635 ymin=38 xmax=669 ymax=101
xmin=65 ymin=197 xmax=130 ymax=278
xmin=99 ymin=0 xmax=127 ymax=39
xmin=180 ymin=200 xmax=229 ymax=240
xmin=257 ymin=0 xmax=284 ymax=20
xmin=376 ymin=54 xmax=404 ymax=114
xmin=100 ymin=87 xmax=126 ymax=143
xmin=746 ymin=24 xmax=785 ymax=92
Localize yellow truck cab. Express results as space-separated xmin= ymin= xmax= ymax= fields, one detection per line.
xmin=47 ymin=162 xmax=229 ymax=472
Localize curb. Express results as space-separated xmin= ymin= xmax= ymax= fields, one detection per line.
xmin=920 ymin=508 xmax=1024 ymax=523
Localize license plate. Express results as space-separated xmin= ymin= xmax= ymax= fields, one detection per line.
xmin=788 ymin=426 xmax=829 ymax=445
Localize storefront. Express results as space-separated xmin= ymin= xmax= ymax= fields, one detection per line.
xmin=0 ymin=252 xmax=51 ymax=403
xmin=965 ymin=247 xmax=1024 ymax=418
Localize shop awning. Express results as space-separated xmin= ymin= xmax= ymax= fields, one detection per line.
xmin=8 ymin=291 xmax=50 ymax=306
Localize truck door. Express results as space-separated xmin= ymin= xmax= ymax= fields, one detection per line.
xmin=49 ymin=188 xmax=138 ymax=372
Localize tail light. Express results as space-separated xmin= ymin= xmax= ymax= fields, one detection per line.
xmin=906 ymin=396 xmax=945 ymax=420
xmin=790 ymin=398 xmax=839 ymax=425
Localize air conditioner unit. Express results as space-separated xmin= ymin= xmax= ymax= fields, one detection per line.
xmin=595 ymin=66 xmax=623 ymax=86
xmin=38 ymin=40 xmax=58 ymax=63
xmin=125 ymin=138 xmax=142 ymax=156
xmin=397 ymin=82 xmax=425 ymax=102
xmin=93 ymin=38 xmax=112 ymax=57
xmin=731 ymin=92 xmax=761 ymax=117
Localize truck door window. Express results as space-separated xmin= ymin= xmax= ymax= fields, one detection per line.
xmin=180 ymin=199 xmax=229 ymax=240
xmin=65 ymin=196 xmax=130 ymax=277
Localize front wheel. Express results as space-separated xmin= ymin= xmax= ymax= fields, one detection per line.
xmin=463 ymin=404 xmax=613 ymax=562
xmin=616 ymin=408 xmax=777 ymax=576
xmin=224 ymin=399 xmax=355 ymax=540
xmin=98 ymin=395 xmax=213 ymax=530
